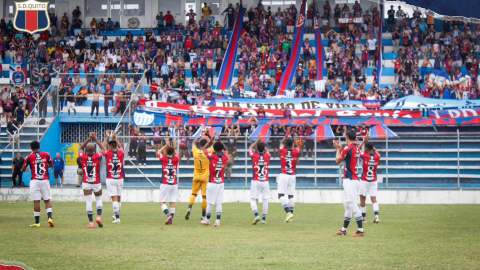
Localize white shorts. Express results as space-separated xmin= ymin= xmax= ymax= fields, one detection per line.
xmin=82 ymin=182 xmax=102 ymax=192
xmin=343 ymin=179 xmax=360 ymax=203
xmin=106 ymin=178 xmax=124 ymax=197
xmin=206 ymin=183 xmax=224 ymax=205
xmin=159 ymin=184 xmax=178 ymax=202
xmin=277 ymin=174 xmax=296 ymax=196
xmin=29 ymin=180 xmax=51 ymax=201
xmin=66 ymin=101 xmax=75 ymax=110
xmin=250 ymin=181 xmax=270 ymax=200
xmin=287 ymin=25 xmax=294 ymax=33
xmin=359 ymin=181 xmax=378 ymax=197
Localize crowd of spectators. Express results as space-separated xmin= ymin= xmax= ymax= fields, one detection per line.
xmin=0 ymin=1 xmax=478 ymax=125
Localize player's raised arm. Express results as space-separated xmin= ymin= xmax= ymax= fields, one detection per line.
xmin=103 ymin=130 xmax=111 ymax=148
xmin=91 ymin=132 xmax=106 ymax=152
xmin=113 ymin=131 xmax=123 ymax=150
xmin=358 ymin=132 xmax=370 ymax=150
xmin=79 ymin=133 xmax=93 ymax=153
xmin=203 ymin=133 xmax=215 ymax=153
xmin=334 ymin=140 xmax=345 ymax=164
xmin=249 ymin=134 xmax=261 ymax=152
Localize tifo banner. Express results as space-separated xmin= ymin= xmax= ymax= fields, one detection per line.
xmin=214 ymin=97 xmax=364 ymax=109
xmin=215 ymin=4 xmax=244 ymax=90
xmin=132 ymin=110 xmax=480 ymax=127
xmin=315 ymin=125 xmax=335 ymax=141
xmin=427 ymin=69 xmax=473 ymax=88
xmin=429 ymin=107 xmax=480 ymax=119
xmin=29 ymin=62 xmax=50 ymax=86
xmin=10 ymin=64 xmax=28 ymax=87
xmin=312 ymin=0 xmax=325 ymax=83
xmin=338 ymin=18 xmax=364 ymax=23
xmin=137 ymin=100 xmax=422 ymax=118
xmin=383 ymin=96 xmax=480 ymax=110
xmin=369 ymin=124 xmax=399 ymax=139
xmin=278 ymin=0 xmax=306 ymax=93
xmin=362 ymin=99 xmax=382 ymax=108
xmin=376 ymin=4 xmax=383 ymax=86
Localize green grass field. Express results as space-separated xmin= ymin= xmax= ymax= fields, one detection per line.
xmin=0 ymin=201 xmax=479 ymax=269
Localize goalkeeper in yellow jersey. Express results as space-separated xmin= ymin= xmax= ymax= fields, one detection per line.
xmin=185 ymin=128 xmax=213 ymax=224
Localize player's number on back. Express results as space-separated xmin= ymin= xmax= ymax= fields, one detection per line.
xmin=84 ymin=167 xmax=96 ymax=183
xmin=108 ymin=163 xmax=122 ymax=178
xmin=163 ymin=168 xmax=176 ymax=184
xmin=254 ymin=165 xmax=267 ymax=181
xmin=34 ymin=163 xmax=46 ymax=179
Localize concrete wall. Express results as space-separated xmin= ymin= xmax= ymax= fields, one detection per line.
xmin=2 ymin=188 xmax=480 ymax=204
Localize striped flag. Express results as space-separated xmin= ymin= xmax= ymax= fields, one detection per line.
xmin=377 ymin=4 xmax=384 ymax=86
xmin=369 ymin=124 xmax=398 ymax=139
xmin=315 ymin=125 xmax=334 ymax=141
xmin=312 ymin=0 xmax=325 ymax=82
xmin=277 ymin=0 xmax=307 ymax=94
xmin=215 ymin=4 xmax=244 ymax=90
xmin=249 ymin=125 xmax=271 ymax=144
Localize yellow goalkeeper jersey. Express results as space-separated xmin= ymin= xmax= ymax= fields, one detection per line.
xmin=192 ymin=144 xmax=213 ymax=178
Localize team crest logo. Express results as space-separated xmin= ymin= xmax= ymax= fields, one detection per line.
xmin=133 ymin=112 xmax=155 ymax=126
xmin=296 ymin=14 xmax=305 ymax=27
xmin=14 ymin=0 xmax=50 ymax=34
xmin=314 ymin=17 xmax=319 ymax=29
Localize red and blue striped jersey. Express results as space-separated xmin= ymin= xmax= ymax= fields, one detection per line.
xmin=23 ymin=152 xmax=52 ymax=180
xmin=340 ymin=144 xmax=359 ymax=180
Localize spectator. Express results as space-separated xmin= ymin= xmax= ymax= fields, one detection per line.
xmin=53 ymin=153 xmax=65 ymax=188
xmin=12 ymin=153 xmax=24 ymax=188
xmin=164 ymin=11 xmax=174 ymax=28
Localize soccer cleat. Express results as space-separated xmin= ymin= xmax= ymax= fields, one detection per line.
xmin=362 ymin=218 xmax=367 ymax=223
xmin=87 ymin=222 xmax=95 ymax=228
xmin=213 ymin=220 xmax=220 ymax=227
xmin=200 ymin=217 xmax=208 ymax=225
xmin=261 ymin=220 xmax=266 ymax=225
xmin=351 ymin=231 xmax=365 ymax=237
xmin=30 ymin=223 xmax=41 ymax=228
xmin=112 ymin=219 xmax=121 ymax=224
xmin=373 ymin=217 xmax=380 ymax=223
xmin=252 ymin=216 xmax=261 ymax=225
xmin=48 ymin=218 xmax=54 ymax=227
xmin=169 ymin=219 xmax=173 ymax=225
xmin=284 ymin=213 xmax=294 ymax=223
xmin=165 ymin=213 xmax=173 ymax=225
xmin=336 ymin=230 xmax=347 ymax=235
xmin=185 ymin=209 xmax=191 ymax=220
xmin=96 ymin=217 xmax=103 ymax=228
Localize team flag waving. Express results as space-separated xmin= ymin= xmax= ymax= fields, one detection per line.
xmin=315 ymin=125 xmax=335 ymax=141
xmin=278 ymin=0 xmax=307 ymax=94
xmin=249 ymin=125 xmax=271 ymax=144
xmin=216 ymin=3 xmax=244 ymax=90
xmin=312 ymin=0 xmax=325 ymax=82
xmin=376 ymin=4 xmax=384 ymax=85
xmin=369 ymin=124 xmax=398 ymax=139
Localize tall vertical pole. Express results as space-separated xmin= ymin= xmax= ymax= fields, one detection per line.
xmin=457 ymin=129 xmax=460 ymax=189
xmin=244 ymin=134 xmax=248 ymax=188
xmin=314 ymin=136 xmax=317 ymax=188
xmin=386 ymin=135 xmax=389 ymax=188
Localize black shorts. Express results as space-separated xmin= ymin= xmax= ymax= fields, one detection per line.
xmin=369 ymin=50 xmax=376 ymax=56
xmin=54 ymin=170 xmax=63 ymax=179
xmin=346 ymin=77 xmax=352 ymax=82
xmin=305 ymin=140 xmax=314 ymax=150
xmin=180 ymin=146 xmax=188 ymax=150
xmin=388 ymin=18 xmax=395 ymax=25
xmin=4 ymin=109 xmax=12 ymax=113
xmin=227 ymin=143 xmax=236 ymax=150
xmin=362 ymin=60 xmax=368 ymax=67
xmin=154 ymin=140 xmax=162 ymax=145
xmin=406 ymin=70 xmax=412 ymax=76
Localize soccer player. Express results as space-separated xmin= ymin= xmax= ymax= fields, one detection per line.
xmin=334 ymin=129 xmax=365 ymax=237
xmin=249 ymin=135 xmax=271 ymax=225
xmin=103 ymin=130 xmax=125 ymax=224
xmin=359 ymin=137 xmax=381 ymax=223
xmin=278 ymin=134 xmax=300 ymax=223
xmin=185 ymin=127 xmax=213 ymax=223
xmin=157 ymin=141 xmax=180 ymax=225
xmin=203 ymin=133 xmax=228 ymax=227
xmin=79 ymin=132 xmax=106 ymax=228
xmin=22 ymin=141 xmax=54 ymax=228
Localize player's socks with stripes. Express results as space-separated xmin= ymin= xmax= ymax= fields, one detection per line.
xmin=161 ymin=204 xmax=169 ymax=215
xmin=97 ymin=207 xmax=102 ymax=216
xmin=262 ymin=214 xmax=266 ymax=221
xmin=87 ymin=211 xmax=93 ymax=222
xmin=170 ymin=208 xmax=175 ymax=218
xmin=113 ymin=201 xmax=120 ymax=219
xmin=216 ymin=213 xmax=221 ymax=220
xmin=279 ymin=196 xmax=290 ymax=214
xmin=96 ymin=196 xmax=103 ymax=216
xmin=34 ymin=212 xmax=40 ymax=224
xmin=355 ymin=216 xmax=364 ymax=232
xmin=288 ymin=198 xmax=295 ymax=214
xmin=202 ymin=211 xmax=206 ymax=219
xmin=361 ymin=206 xmax=367 ymax=218
xmin=343 ymin=217 xmax=351 ymax=229
xmin=206 ymin=214 xmax=211 ymax=220
xmin=46 ymin=208 xmax=52 ymax=219
xmin=373 ymin=203 xmax=379 ymax=217
xmin=253 ymin=210 xmax=259 ymax=217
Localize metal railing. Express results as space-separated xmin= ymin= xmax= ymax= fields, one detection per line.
xmin=111 ymin=132 xmax=480 ymax=189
